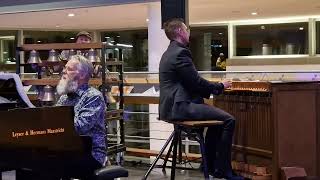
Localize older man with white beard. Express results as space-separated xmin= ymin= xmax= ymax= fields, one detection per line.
xmin=56 ymin=55 xmax=107 ymax=179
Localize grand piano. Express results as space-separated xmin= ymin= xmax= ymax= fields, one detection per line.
xmin=0 ymin=74 xmax=91 ymax=179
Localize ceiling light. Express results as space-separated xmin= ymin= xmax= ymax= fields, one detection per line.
xmin=0 ymin=36 xmax=15 ymax=40
xmin=299 ymin=27 xmax=304 ymax=30
xmin=116 ymin=35 xmax=120 ymax=38
xmin=117 ymin=43 xmax=133 ymax=48
xmin=218 ymin=32 xmax=223 ymax=35
xmin=55 ymin=25 xmax=60 ymax=28
xmin=251 ymin=12 xmax=258 ymax=16
xmin=68 ymin=13 xmax=75 ymax=17
xmin=37 ymin=40 xmax=41 ymax=43
xmin=70 ymin=37 xmax=75 ymax=40
xmin=146 ymin=18 xmax=149 ymax=22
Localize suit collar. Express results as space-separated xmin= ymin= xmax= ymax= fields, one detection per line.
xmin=170 ymin=40 xmax=188 ymax=48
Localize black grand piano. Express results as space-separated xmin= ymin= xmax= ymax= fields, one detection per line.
xmin=0 ymin=76 xmax=92 ymax=179
xmin=0 ymin=75 xmax=128 ymax=179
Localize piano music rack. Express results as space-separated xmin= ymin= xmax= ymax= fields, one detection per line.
xmin=16 ymin=42 xmax=127 ymax=164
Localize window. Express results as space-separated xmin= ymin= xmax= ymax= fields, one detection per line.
xmin=0 ymin=30 xmax=18 ymax=72
xmin=316 ymin=21 xmax=320 ymax=54
xmin=101 ymin=29 xmax=148 ymax=72
xmin=24 ymin=30 xmax=77 ymax=44
xmin=190 ymin=26 xmax=228 ymax=71
xmin=235 ymin=22 xmax=308 ymax=56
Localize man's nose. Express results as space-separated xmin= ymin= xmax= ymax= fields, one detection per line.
xmin=62 ymin=68 xmax=66 ymax=74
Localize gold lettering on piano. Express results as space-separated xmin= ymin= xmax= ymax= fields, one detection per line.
xmin=11 ymin=128 xmax=65 ymax=139
xmin=47 ymin=128 xmax=65 ymax=134
xmin=12 ymin=131 xmax=25 ymax=138
xmin=29 ymin=130 xmax=47 ymax=135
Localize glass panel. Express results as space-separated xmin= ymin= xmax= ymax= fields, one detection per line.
xmin=235 ymin=22 xmax=308 ymax=56
xmin=101 ymin=29 xmax=148 ymax=72
xmin=24 ymin=30 xmax=77 ymax=44
xmin=0 ymin=30 xmax=18 ymax=72
xmin=118 ymin=71 xmax=320 ymax=155
xmin=197 ymin=71 xmax=320 ymax=82
xmin=123 ymin=104 xmax=150 ymax=149
xmin=316 ymin=21 xmax=320 ymax=54
xmin=190 ymin=26 xmax=228 ymax=71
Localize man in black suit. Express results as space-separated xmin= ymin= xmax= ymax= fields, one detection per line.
xmin=159 ymin=18 xmax=242 ymax=179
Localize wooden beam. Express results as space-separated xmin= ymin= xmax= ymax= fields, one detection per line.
xmin=21 ymin=43 xmax=103 ymax=51
xmin=126 ymin=147 xmax=201 ymax=161
xmin=22 ymin=78 xmax=119 ymax=86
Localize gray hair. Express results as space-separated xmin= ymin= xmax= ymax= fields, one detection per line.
xmin=70 ymin=55 xmax=94 ymax=80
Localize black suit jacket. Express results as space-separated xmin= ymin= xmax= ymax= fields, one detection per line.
xmin=159 ymin=41 xmax=224 ymax=120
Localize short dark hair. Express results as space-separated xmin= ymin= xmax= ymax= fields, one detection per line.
xmin=163 ymin=18 xmax=185 ymax=41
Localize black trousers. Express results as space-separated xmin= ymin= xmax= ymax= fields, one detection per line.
xmin=172 ymin=101 xmax=235 ymax=176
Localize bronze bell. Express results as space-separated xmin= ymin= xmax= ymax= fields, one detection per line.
xmin=41 ymin=85 xmax=55 ymax=102
xmin=47 ymin=49 xmax=60 ymax=62
xmin=87 ymin=49 xmax=101 ymax=63
xmin=67 ymin=49 xmax=77 ymax=61
xmin=27 ymin=50 xmax=42 ymax=64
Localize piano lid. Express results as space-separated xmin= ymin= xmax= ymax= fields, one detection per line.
xmin=0 ymin=73 xmax=34 ymax=108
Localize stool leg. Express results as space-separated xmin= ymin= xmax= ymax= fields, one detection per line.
xmin=142 ymin=131 xmax=174 ymax=180
xmin=178 ymin=131 xmax=182 ymax=164
xmin=162 ymin=138 xmax=174 ymax=173
xmin=171 ymin=128 xmax=179 ymax=180
xmin=198 ymin=132 xmax=209 ymax=179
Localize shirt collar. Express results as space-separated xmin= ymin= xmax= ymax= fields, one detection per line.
xmin=74 ymin=83 xmax=89 ymax=97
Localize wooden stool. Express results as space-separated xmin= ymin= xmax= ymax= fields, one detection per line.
xmin=281 ymin=167 xmax=307 ymax=180
xmin=142 ymin=120 xmax=223 ymax=180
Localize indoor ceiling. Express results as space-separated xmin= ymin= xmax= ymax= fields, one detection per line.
xmin=0 ymin=0 xmax=319 ymax=30
xmin=189 ymin=0 xmax=320 ymax=24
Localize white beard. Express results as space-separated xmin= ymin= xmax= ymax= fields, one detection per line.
xmin=56 ymin=77 xmax=79 ymax=95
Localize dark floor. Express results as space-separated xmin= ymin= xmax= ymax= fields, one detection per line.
xmin=121 ymin=162 xmax=206 ymax=180
xmin=1 ymin=165 xmax=208 ymax=180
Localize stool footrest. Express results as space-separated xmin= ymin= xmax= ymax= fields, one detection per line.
xmin=163 ymin=120 xmax=224 ymax=127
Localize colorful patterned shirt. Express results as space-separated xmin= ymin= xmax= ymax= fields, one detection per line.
xmin=56 ymin=84 xmax=106 ymax=165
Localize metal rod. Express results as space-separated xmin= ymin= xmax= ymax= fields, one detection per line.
xmin=142 ymin=131 xmax=175 ymax=180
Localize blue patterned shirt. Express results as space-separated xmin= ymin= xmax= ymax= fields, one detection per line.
xmin=56 ymin=84 xmax=107 ymax=165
